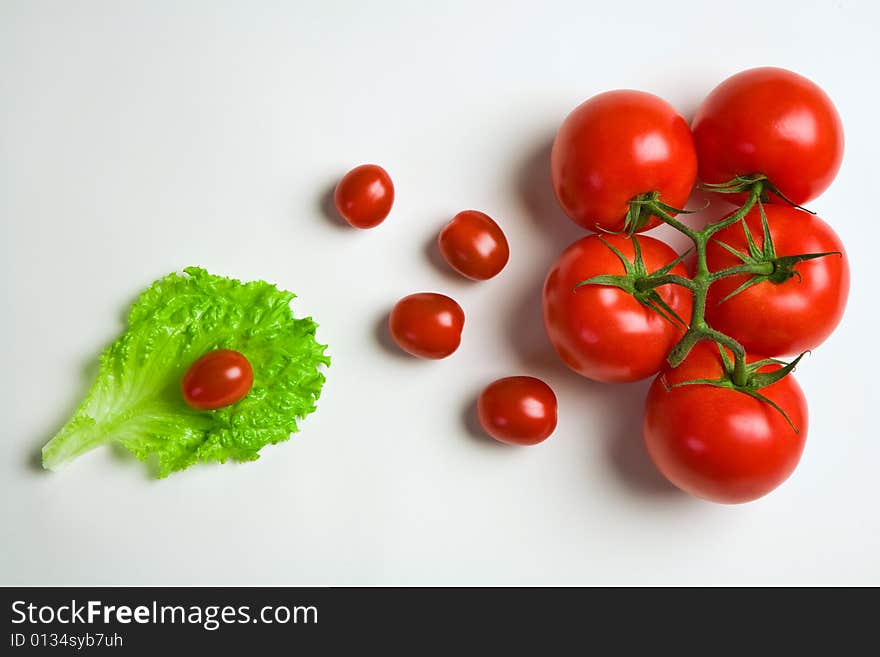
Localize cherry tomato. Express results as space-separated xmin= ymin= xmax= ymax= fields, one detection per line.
xmin=543 ymin=234 xmax=692 ymax=383
xmin=389 ymin=293 xmax=464 ymax=359
xmin=551 ymin=90 xmax=697 ymax=233
xmin=181 ymin=349 xmax=254 ymax=411
xmin=692 ymin=67 xmax=844 ymax=205
xmin=706 ymin=205 xmax=849 ymax=356
xmin=643 ymin=343 xmax=808 ymax=504
xmin=438 ymin=210 xmax=510 ymax=281
xmin=477 ymin=376 xmax=557 ymax=445
xmin=334 ymin=164 xmax=394 ymax=229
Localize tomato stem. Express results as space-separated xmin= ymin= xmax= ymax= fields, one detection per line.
xmin=645 ymin=182 xmax=764 ymax=386
xmin=633 ymin=273 xmax=695 ymax=291
xmin=709 ymin=261 xmax=775 ymax=282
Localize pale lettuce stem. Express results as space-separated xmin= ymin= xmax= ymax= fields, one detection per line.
xmin=41 ymin=419 xmax=109 ymax=471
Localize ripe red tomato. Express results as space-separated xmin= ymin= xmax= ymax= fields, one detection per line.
xmin=543 ymin=234 xmax=692 ymax=383
xmin=692 ymin=67 xmax=844 ymax=205
xmin=551 ymin=90 xmax=697 ymax=233
xmin=438 ymin=210 xmax=510 ymax=281
xmin=334 ymin=164 xmax=395 ymax=229
xmin=705 ymin=205 xmax=849 ymax=356
xmin=643 ymin=343 xmax=808 ymax=504
xmin=477 ymin=376 xmax=557 ymax=445
xmin=389 ymin=293 xmax=464 ymax=359
xmin=181 ymin=349 xmax=254 ymax=411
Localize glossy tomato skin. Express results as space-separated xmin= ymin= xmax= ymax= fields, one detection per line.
xmin=389 ymin=293 xmax=464 ymax=359
xmin=438 ymin=210 xmax=510 ymax=280
xmin=543 ymin=234 xmax=692 ymax=383
xmin=181 ymin=349 xmax=254 ymax=411
xmin=551 ymin=90 xmax=697 ymax=233
xmin=706 ymin=205 xmax=849 ymax=356
xmin=477 ymin=376 xmax=558 ymax=445
xmin=644 ymin=343 xmax=808 ymax=504
xmin=692 ymin=67 xmax=844 ymax=205
xmin=334 ymin=164 xmax=395 ymax=229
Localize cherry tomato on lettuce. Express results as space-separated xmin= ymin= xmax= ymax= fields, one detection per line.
xmin=438 ymin=210 xmax=509 ymax=281
xmin=543 ymin=234 xmax=692 ymax=383
xmin=389 ymin=293 xmax=464 ymax=359
xmin=334 ymin=164 xmax=395 ymax=229
xmin=182 ymin=349 xmax=254 ymax=411
xmin=706 ymin=205 xmax=849 ymax=356
xmin=692 ymin=67 xmax=844 ymax=205
xmin=478 ymin=376 xmax=557 ymax=445
xmin=551 ymin=90 xmax=697 ymax=233
xmin=643 ymin=343 xmax=808 ymax=504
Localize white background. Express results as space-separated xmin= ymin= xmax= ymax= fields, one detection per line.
xmin=2 ymin=0 xmax=878 ymax=586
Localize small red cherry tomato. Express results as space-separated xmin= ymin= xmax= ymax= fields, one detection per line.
xmin=438 ymin=210 xmax=510 ymax=280
xmin=478 ymin=376 xmax=558 ymax=445
xmin=334 ymin=164 xmax=394 ymax=229
xmin=389 ymin=293 xmax=464 ymax=359
xmin=181 ymin=349 xmax=254 ymax=411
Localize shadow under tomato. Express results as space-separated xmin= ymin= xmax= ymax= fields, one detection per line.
xmin=317 ymin=179 xmax=350 ymax=230
xmin=372 ymin=310 xmax=413 ymax=361
xmin=531 ymin=339 xmax=683 ymax=497
xmin=458 ymin=382 xmax=516 ymax=450
xmin=515 ymin=136 xmax=585 ymax=249
xmin=599 ymin=380 xmax=682 ymax=497
xmin=423 ymin=229 xmax=474 ymax=284
xmin=503 ymin=278 xmax=560 ymax=378
xmin=508 ymin=135 xmax=683 ymax=499
xmin=506 ymin=136 xmax=584 ymax=379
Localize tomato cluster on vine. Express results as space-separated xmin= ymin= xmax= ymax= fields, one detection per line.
xmin=547 ymin=67 xmax=848 ymax=503
xmin=337 ymin=67 xmax=849 ymax=505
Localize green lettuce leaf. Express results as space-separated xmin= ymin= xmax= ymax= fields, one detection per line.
xmin=42 ymin=267 xmax=330 ymax=477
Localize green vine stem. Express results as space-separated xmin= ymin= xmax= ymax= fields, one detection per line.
xmin=642 ymin=182 xmax=765 ymax=387
xmin=577 ymin=177 xmax=826 ymax=411
xmin=568 ymin=177 xmax=831 ymax=429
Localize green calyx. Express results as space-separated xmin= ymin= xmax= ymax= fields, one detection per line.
xmin=573 ymin=236 xmax=690 ymax=329
xmin=667 ymin=345 xmax=807 ymax=433
xmin=701 ymin=173 xmax=815 ymax=214
xmin=700 ymin=173 xmax=770 ymax=195
xmin=624 ymin=191 xmax=699 ymax=236
xmin=613 ymin=178 xmax=807 ymax=397
xmin=574 ymin=173 xmax=829 ymax=413
xmin=712 ymin=201 xmax=841 ymax=303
